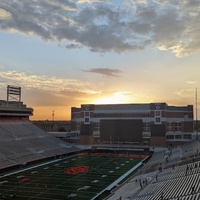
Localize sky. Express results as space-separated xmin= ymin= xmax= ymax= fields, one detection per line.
xmin=0 ymin=0 xmax=200 ymax=120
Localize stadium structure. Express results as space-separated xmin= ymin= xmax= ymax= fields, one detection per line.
xmin=0 ymin=85 xmax=79 ymax=171
xmin=71 ymin=103 xmax=194 ymax=146
xmin=1 ymin=85 xmax=200 ymax=200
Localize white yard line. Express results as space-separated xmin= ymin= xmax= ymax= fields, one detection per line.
xmin=91 ymin=157 xmax=147 ymax=200
xmin=0 ymin=159 xmax=62 ymax=178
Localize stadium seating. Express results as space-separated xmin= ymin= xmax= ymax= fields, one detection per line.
xmin=1 ymin=118 xmax=200 ymax=200
xmin=0 ymin=120 xmax=80 ymax=170
xmin=107 ymin=140 xmax=200 ymax=200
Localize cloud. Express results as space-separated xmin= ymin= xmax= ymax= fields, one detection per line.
xmin=0 ymin=69 xmax=132 ymax=109
xmin=82 ymin=68 xmax=123 ymax=77
xmin=0 ymin=8 xmax=11 ymax=20
xmin=173 ymin=88 xmax=195 ymax=99
xmin=77 ymin=0 xmax=103 ymax=3
xmin=64 ymin=43 xmax=82 ymax=49
xmin=0 ymin=3 xmax=15 ymax=20
xmin=0 ymin=70 xmax=96 ymax=94
xmin=186 ymin=81 xmax=197 ymax=85
xmin=0 ymin=0 xmax=200 ymax=56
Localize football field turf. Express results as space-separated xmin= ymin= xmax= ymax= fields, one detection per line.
xmin=0 ymin=153 xmax=148 ymax=200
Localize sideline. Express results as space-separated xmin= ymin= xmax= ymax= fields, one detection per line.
xmin=91 ymin=157 xmax=148 ymax=200
xmin=0 ymin=158 xmax=63 ymax=178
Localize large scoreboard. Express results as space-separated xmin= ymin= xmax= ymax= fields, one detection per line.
xmin=100 ymin=119 xmax=143 ymax=143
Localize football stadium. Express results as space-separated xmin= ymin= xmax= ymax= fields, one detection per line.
xmin=1 ymin=86 xmax=200 ymax=200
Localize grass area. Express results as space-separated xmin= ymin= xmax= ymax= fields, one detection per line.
xmin=0 ymin=153 xmax=147 ymax=200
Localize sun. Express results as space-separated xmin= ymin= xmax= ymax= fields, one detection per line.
xmin=94 ymin=97 xmax=118 ymax=104
xmin=93 ymin=92 xmax=132 ymax=105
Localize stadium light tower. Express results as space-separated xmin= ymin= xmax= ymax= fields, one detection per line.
xmin=7 ymin=85 xmax=21 ymax=107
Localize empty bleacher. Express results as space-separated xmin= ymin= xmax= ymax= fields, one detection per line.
xmin=107 ymin=140 xmax=200 ymax=200
xmin=0 ymin=120 xmax=80 ymax=170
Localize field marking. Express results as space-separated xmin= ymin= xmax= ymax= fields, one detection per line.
xmin=0 ymin=159 xmax=62 ymax=178
xmin=91 ymin=157 xmax=148 ymax=200
xmin=0 ymin=154 xmax=81 ymax=179
xmin=0 ymin=154 xmax=148 ymax=200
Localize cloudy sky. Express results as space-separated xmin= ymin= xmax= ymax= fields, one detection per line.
xmin=0 ymin=0 xmax=200 ymax=120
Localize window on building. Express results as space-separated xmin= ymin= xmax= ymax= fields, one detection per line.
xmin=143 ymin=123 xmax=150 ymax=132
xmin=93 ymin=123 xmax=99 ymax=131
xmin=94 ymin=123 xmax=99 ymax=128
xmin=155 ymin=118 xmax=160 ymax=123
xmin=155 ymin=110 xmax=161 ymax=116
xmin=167 ymin=122 xmax=174 ymax=131
xmin=175 ymin=135 xmax=182 ymax=139
xmin=85 ymin=112 xmax=89 ymax=117
xmin=175 ymin=122 xmax=181 ymax=131
xmin=85 ymin=118 xmax=89 ymax=123
xmin=183 ymin=134 xmax=191 ymax=139
xmin=167 ymin=135 xmax=174 ymax=139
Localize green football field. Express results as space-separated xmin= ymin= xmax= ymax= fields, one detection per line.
xmin=0 ymin=153 xmax=148 ymax=200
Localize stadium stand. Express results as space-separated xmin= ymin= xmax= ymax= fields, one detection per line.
xmin=2 ymin=119 xmax=200 ymax=200
xmin=0 ymin=86 xmax=80 ymax=171
xmin=107 ymin=140 xmax=200 ymax=200
xmin=0 ymin=120 xmax=80 ymax=170
xmin=1 ymin=125 xmax=200 ymax=200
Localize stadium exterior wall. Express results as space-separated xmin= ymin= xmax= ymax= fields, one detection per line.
xmin=71 ymin=103 xmax=194 ymax=146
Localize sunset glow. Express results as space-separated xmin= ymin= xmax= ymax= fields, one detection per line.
xmin=0 ymin=0 xmax=200 ymax=120
xmin=93 ymin=92 xmax=132 ymax=105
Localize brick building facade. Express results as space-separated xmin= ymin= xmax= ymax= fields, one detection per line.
xmin=71 ymin=103 xmax=194 ymax=146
